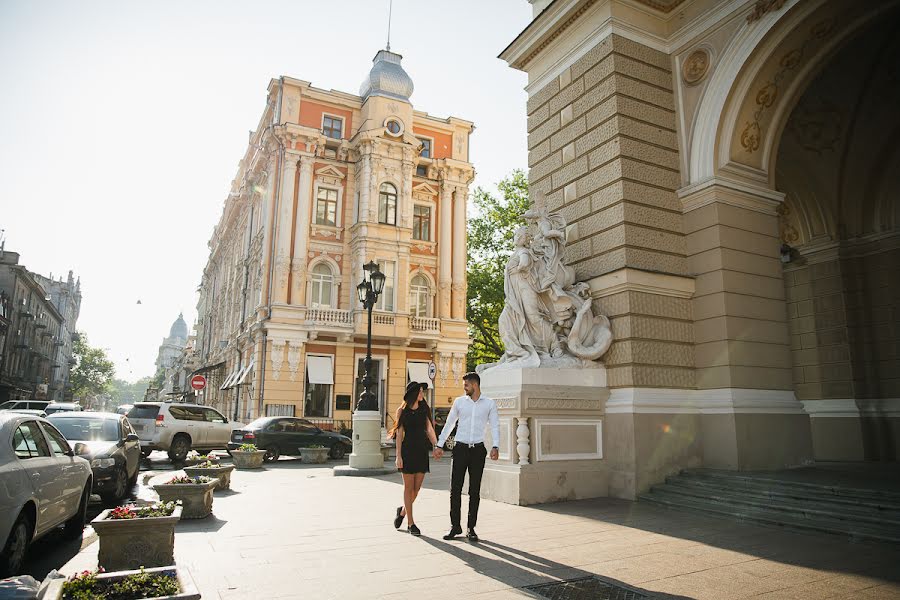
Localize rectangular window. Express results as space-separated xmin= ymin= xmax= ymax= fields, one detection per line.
xmin=415 ymin=165 xmax=428 ymax=177
xmin=418 ymin=137 xmax=432 ymax=158
xmin=305 ymin=355 xmax=334 ymax=418
xmin=315 ymin=188 xmax=338 ymax=226
xmin=322 ymin=115 xmax=343 ymax=139
xmin=413 ymin=205 xmax=431 ymax=241
xmin=374 ymin=261 xmax=395 ymax=312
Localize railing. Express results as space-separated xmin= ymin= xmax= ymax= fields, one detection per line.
xmin=410 ymin=316 xmax=440 ymax=332
xmin=373 ymin=313 xmax=395 ymax=325
xmin=306 ymin=307 xmax=353 ymax=326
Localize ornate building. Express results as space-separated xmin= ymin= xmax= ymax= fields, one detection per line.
xmin=31 ymin=270 xmax=82 ymax=401
xmin=155 ymin=314 xmax=188 ymax=375
xmin=193 ymin=48 xmax=474 ymax=426
xmin=498 ymin=0 xmax=900 ymax=500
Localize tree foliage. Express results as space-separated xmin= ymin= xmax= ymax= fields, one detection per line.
xmin=466 ymin=170 xmax=531 ymax=371
xmin=70 ymin=333 xmax=115 ymax=401
xmin=109 ymin=376 xmax=154 ymax=406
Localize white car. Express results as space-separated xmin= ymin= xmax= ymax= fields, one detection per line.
xmin=126 ymin=402 xmax=243 ymax=463
xmin=0 ymin=412 xmax=92 ymax=577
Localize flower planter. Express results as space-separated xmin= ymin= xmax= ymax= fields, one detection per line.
xmin=153 ymin=479 xmax=218 ymax=519
xmin=44 ymin=565 xmax=200 ymax=600
xmin=183 ymin=464 xmax=235 ymax=491
xmin=91 ymin=505 xmax=182 ymax=572
xmin=230 ymin=449 xmax=267 ymax=469
xmin=299 ymin=447 xmax=329 ymax=464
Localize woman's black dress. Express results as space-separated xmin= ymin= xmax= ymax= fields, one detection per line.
xmin=398 ymin=402 xmax=431 ymax=474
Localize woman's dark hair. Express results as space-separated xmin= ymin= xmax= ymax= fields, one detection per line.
xmin=388 ymin=383 xmax=431 ymax=439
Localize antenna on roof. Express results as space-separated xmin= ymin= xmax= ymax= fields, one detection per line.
xmin=386 ymin=0 xmax=393 ymax=51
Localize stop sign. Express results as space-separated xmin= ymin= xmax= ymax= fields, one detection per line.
xmin=190 ymin=375 xmax=207 ymax=391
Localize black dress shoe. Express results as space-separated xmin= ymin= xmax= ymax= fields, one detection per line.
xmin=466 ymin=528 xmax=479 ymax=542
xmin=442 ymin=527 xmax=463 ymax=540
xmin=394 ymin=506 xmax=404 ymax=529
xmin=408 ymin=524 xmax=421 ymax=536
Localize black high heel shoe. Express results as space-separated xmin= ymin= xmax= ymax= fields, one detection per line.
xmin=394 ymin=506 xmax=404 ymax=529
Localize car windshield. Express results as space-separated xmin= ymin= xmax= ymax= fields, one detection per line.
xmin=127 ymin=405 xmax=160 ymax=420
xmin=50 ymin=417 xmax=119 ymax=442
xmin=45 ymin=405 xmax=76 ymax=414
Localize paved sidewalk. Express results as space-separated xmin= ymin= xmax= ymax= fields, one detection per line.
xmin=61 ymin=459 xmax=900 ymax=599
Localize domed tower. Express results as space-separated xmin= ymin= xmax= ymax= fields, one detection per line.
xmin=358 ymin=49 xmax=415 ymax=147
xmin=168 ymin=312 xmax=188 ymax=344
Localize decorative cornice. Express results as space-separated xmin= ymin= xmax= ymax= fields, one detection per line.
xmin=589 ymin=268 xmax=695 ymax=299
xmin=678 ymin=175 xmax=784 ymax=215
xmin=606 ymin=387 xmax=807 ymax=414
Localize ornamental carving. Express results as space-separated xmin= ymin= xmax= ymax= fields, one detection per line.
xmin=682 ymin=49 xmax=711 ymax=85
xmin=528 ymin=397 xmax=603 ymax=410
xmin=746 ymin=0 xmax=787 ymax=24
xmin=786 ymin=96 xmax=843 ymax=154
xmin=777 ymin=202 xmax=800 ymax=244
xmin=494 ymin=396 xmax=518 ymax=410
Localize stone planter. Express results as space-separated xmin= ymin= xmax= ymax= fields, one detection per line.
xmin=184 ymin=464 xmax=235 ymax=491
xmin=153 ymin=479 xmax=218 ymax=519
xmin=231 ymin=449 xmax=267 ymax=469
xmin=91 ymin=505 xmax=182 ymax=571
xmin=299 ymin=447 xmax=329 ymax=464
xmin=44 ymin=565 xmax=200 ymax=600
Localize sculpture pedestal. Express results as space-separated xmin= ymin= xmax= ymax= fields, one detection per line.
xmin=347 ymin=410 xmax=386 ymax=469
xmin=479 ymin=367 xmax=610 ymax=506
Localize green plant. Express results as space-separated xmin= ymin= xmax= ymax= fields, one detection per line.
xmin=192 ymin=460 xmax=219 ymax=469
xmin=306 ymin=444 xmax=325 ymax=449
xmin=107 ymin=502 xmax=177 ymax=520
xmin=165 ymin=475 xmax=212 ymax=485
xmin=237 ymin=443 xmax=258 ymax=452
xmin=62 ymin=567 xmax=179 ymax=600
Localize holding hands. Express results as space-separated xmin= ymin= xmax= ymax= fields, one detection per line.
xmin=433 ymin=447 xmax=444 ymax=460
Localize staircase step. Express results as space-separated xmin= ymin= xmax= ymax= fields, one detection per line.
xmin=663 ymin=476 xmax=900 ymax=521
xmin=680 ymin=469 xmax=900 ymax=505
xmin=652 ymin=481 xmax=900 ymax=528
xmin=639 ymin=490 xmax=900 ymax=544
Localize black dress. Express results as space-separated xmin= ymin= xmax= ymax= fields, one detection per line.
xmin=398 ymin=402 xmax=431 ymax=474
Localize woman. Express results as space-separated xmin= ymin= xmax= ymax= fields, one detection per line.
xmin=389 ymin=381 xmax=437 ymax=536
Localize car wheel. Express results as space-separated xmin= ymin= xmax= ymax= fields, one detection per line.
xmin=102 ymin=468 xmax=128 ymax=505
xmin=168 ymin=435 xmax=191 ymax=463
xmin=263 ymin=447 xmax=280 ymax=463
xmin=329 ymin=443 xmax=346 ymax=460
xmin=0 ymin=511 xmax=32 ymax=577
xmin=62 ymin=484 xmax=90 ymax=541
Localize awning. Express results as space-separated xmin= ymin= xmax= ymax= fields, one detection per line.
xmin=306 ymin=355 xmax=334 ymax=385
xmin=235 ymin=361 xmax=254 ymax=386
xmin=191 ymin=361 xmax=225 ymax=377
xmin=407 ymin=362 xmax=433 ymax=389
xmin=220 ymin=370 xmax=238 ymax=390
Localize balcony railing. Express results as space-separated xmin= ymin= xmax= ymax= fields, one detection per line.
xmin=306 ymin=307 xmax=353 ymax=327
xmin=373 ymin=313 xmax=395 ymax=325
xmin=410 ymin=316 xmax=440 ymax=332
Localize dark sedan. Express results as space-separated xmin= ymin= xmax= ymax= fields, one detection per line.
xmin=48 ymin=412 xmax=141 ymax=505
xmin=228 ymin=417 xmax=352 ymax=462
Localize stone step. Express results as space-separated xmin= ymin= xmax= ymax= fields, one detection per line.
xmin=663 ymin=476 xmax=900 ymax=521
xmin=639 ymin=489 xmax=900 ymax=544
xmin=680 ymin=469 xmax=900 ymax=505
xmin=653 ymin=481 xmax=900 ymax=529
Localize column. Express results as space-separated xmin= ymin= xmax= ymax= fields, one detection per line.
xmin=258 ymin=151 xmax=278 ymax=310
xmin=438 ymin=183 xmax=452 ymax=318
xmin=359 ymin=151 xmax=372 ymax=222
xmin=291 ymin=154 xmax=314 ymax=305
xmin=273 ymin=152 xmax=299 ymax=304
xmin=451 ymin=186 xmax=467 ymax=319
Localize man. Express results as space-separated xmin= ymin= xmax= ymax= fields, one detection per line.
xmin=433 ymin=372 xmax=499 ymax=542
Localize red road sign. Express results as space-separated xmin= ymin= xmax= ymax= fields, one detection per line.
xmin=190 ymin=375 xmax=207 ymax=391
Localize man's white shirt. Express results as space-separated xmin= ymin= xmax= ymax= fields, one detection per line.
xmin=436 ymin=394 xmax=500 ymax=448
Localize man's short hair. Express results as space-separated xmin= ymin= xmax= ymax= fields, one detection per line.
xmin=462 ymin=372 xmax=480 ymax=385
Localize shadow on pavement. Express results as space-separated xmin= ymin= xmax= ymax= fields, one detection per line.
xmin=420 ymin=535 xmax=695 ymax=599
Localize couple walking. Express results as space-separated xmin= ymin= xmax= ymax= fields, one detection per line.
xmin=389 ymin=372 xmax=500 ymax=540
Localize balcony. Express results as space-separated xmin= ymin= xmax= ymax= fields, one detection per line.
xmin=410 ymin=316 xmax=440 ymax=333
xmin=305 ymin=307 xmax=353 ymax=328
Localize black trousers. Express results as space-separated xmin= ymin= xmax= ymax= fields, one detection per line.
xmin=450 ymin=442 xmax=487 ymax=530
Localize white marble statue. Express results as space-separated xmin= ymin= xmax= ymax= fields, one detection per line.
xmin=478 ymin=201 xmax=613 ymax=373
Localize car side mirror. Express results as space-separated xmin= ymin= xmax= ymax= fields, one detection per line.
xmin=120 ymin=433 xmax=139 ymax=446
xmin=73 ymin=442 xmax=89 ymax=456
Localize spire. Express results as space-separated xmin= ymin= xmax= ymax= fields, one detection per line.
xmin=386 ymin=0 xmax=393 ymax=52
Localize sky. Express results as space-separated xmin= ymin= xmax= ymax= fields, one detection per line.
xmin=0 ymin=0 xmax=532 ymax=383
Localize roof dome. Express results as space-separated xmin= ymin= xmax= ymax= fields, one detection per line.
xmin=359 ymin=49 xmax=414 ymax=102
xmin=169 ymin=312 xmax=188 ymax=341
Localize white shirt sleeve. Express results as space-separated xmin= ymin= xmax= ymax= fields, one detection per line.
xmin=488 ymin=399 xmax=500 ymax=448
xmin=436 ymin=397 xmax=459 ymax=448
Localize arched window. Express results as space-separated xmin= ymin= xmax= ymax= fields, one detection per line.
xmin=409 ymin=274 xmax=431 ymax=318
xmin=309 ymin=263 xmax=336 ymax=308
xmin=378 ymin=183 xmax=397 ymax=225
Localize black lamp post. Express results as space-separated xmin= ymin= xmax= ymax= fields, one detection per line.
xmin=356 ymin=261 xmax=385 ymax=412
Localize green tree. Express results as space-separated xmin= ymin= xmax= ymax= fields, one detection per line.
xmin=70 ymin=333 xmax=115 ymax=402
xmin=109 ymin=376 xmax=153 ymax=406
xmin=466 ymin=170 xmax=531 ymax=371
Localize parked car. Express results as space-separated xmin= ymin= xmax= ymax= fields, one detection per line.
xmin=126 ymin=402 xmax=242 ymax=463
xmin=0 ymin=412 xmax=92 ymax=577
xmin=228 ymin=417 xmax=353 ymax=462
xmin=0 ymin=400 xmax=50 ymax=413
xmin=44 ymin=402 xmax=83 ymax=415
xmin=115 ymin=404 xmax=133 ymax=415
xmin=47 ymin=412 xmax=140 ymax=505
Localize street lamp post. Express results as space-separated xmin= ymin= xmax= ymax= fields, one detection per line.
xmin=355 ymin=261 xmax=385 ymax=412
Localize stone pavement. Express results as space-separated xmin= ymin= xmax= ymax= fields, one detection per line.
xmin=61 ymin=459 xmax=900 ymax=599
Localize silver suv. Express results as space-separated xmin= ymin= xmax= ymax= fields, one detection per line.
xmin=126 ymin=402 xmax=243 ymax=462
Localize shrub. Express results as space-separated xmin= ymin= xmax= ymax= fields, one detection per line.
xmin=237 ymin=443 xmax=258 ymax=452
xmin=107 ymin=502 xmax=177 ymax=520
